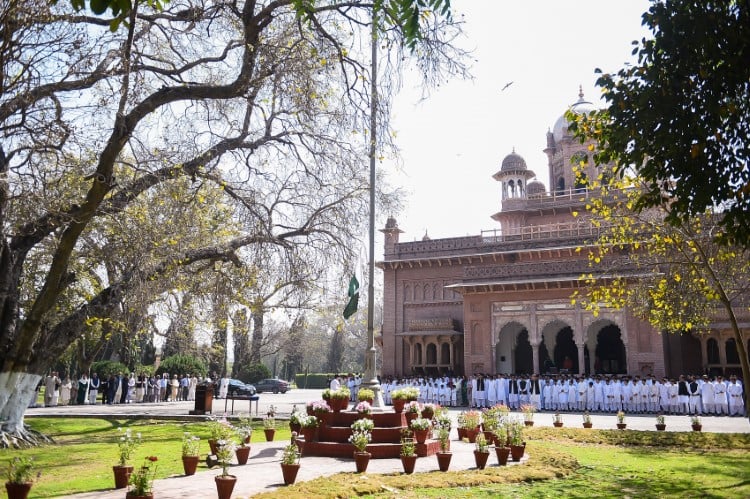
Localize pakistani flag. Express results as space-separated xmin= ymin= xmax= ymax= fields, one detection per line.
xmin=342 ymin=275 xmax=359 ymax=319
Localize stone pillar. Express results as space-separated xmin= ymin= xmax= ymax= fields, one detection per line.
xmin=531 ymin=341 xmax=540 ymax=375
xmin=576 ymin=342 xmax=585 ymax=376
xmin=700 ymin=337 xmax=708 ymax=371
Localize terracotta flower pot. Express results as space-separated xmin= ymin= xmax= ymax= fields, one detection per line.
xmin=208 ymin=438 xmax=219 ymax=455
xmin=421 ymin=408 xmax=435 ymax=420
xmin=393 ymin=399 xmax=406 ymax=413
xmin=510 ymin=443 xmax=526 ymax=462
xmin=354 ymin=451 xmax=371 ymax=473
xmin=182 ymin=455 xmax=199 ymax=476
xmin=215 ymin=475 xmax=236 ymax=499
xmin=524 ymin=420 xmax=534 ymax=427
xmin=474 ymin=450 xmax=490 ymax=469
xmin=656 ymin=424 xmax=666 ymax=431
xmin=465 ymin=427 xmax=480 ymax=443
xmin=112 ymin=465 xmax=133 ymax=489
xmin=617 ymin=423 xmax=627 ymax=430
xmin=436 ymin=451 xmax=452 ymax=472
xmin=301 ymin=427 xmax=317 ymax=443
xmin=125 ymin=494 xmax=153 ymax=499
xmin=583 ymin=422 xmax=593 ymax=429
xmin=406 ymin=412 xmax=418 ymax=424
xmin=264 ymin=428 xmax=276 ymax=441
xmin=400 ymin=455 xmax=417 ymax=474
xmin=413 ymin=428 xmax=429 ymax=444
xmin=457 ymin=427 xmax=467 ymax=440
xmin=5 ymin=482 xmax=33 ymax=499
xmin=236 ymin=445 xmax=251 ymax=465
xmin=495 ymin=446 xmax=510 ymax=466
xmin=692 ymin=424 xmax=702 ymax=432
xmin=553 ymin=422 xmax=563 ymax=428
xmin=281 ymin=463 xmax=300 ymax=485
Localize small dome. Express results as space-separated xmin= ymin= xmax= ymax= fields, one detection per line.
xmin=500 ymin=150 xmax=528 ymax=172
xmin=552 ymin=86 xmax=597 ymax=142
xmin=422 ymin=230 xmax=431 ymax=241
xmin=527 ymin=180 xmax=546 ymax=196
xmin=384 ymin=216 xmax=399 ymax=229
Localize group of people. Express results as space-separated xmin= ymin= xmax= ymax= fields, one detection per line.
xmin=380 ymin=372 xmax=746 ymax=417
xmin=36 ymin=372 xmax=214 ymax=407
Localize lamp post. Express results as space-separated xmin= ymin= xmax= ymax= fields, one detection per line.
xmin=360 ymin=6 xmax=384 ymax=410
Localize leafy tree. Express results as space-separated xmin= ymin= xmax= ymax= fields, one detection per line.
xmin=0 ymin=0 xmax=465 ymax=447
xmin=569 ymin=163 xmax=750 ymax=416
xmin=90 ymin=360 xmax=129 ymax=378
xmin=156 ymin=354 xmax=207 ymax=377
xmin=234 ymin=361 xmax=271 ymax=384
xmin=575 ymin=1 xmax=750 ymax=246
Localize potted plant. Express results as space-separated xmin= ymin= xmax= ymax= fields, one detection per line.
xmin=355 ymin=401 xmax=372 ymax=416
xmin=434 ymin=407 xmax=452 ymax=429
xmin=508 ymin=419 xmax=525 ymax=461
xmin=215 ymin=441 xmax=237 ymax=499
xmin=207 ymin=417 xmax=234 ymax=454
xmin=351 ymin=417 xmax=375 ymax=433
xmin=421 ymin=402 xmax=437 ymax=420
xmin=289 ymin=408 xmax=305 ymax=434
xmin=405 ymin=401 xmax=422 ymax=424
xmin=236 ymin=414 xmax=254 ymax=444
xmin=349 ymin=423 xmax=372 ymax=473
xmin=521 ymin=404 xmax=536 ymax=427
xmin=299 ymin=414 xmax=319 ymax=443
xmin=400 ymin=431 xmax=418 ymax=474
xmin=473 ymin=433 xmax=490 ymax=470
xmin=390 ymin=389 xmax=409 ymax=413
xmin=410 ymin=417 xmax=432 ymax=444
xmin=280 ymin=441 xmax=301 ymax=485
xmin=481 ymin=408 xmax=499 ymax=441
xmin=331 ymin=388 xmax=351 ymax=412
xmin=263 ymin=414 xmax=276 ymax=441
xmin=656 ymin=414 xmax=666 ymax=431
xmin=5 ymin=456 xmax=37 ymax=499
xmin=235 ymin=431 xmax=251 ymax=466
xmin=691 ymin=415 xmax=702 ymax=432
xmin=553 ymin=412 xmax=564 ymax=428
xmin=616 ymin=411 xmax=627 ymax=430
xmin=127 ymin=456 xmax=157 ymax=499
xmin=307 ymin=399 xmax=332 ymax=426
xmin=114 ymin=428 xmax=141 ymax=489
xmin=357 ymin=388 xmax=375 ymax=404
xmin=460 ymin=410 xmax=481 ymax=443
xmin=435 ymin=426 xmax=452 ymax=472
xmin=181 ymin=432 xmax=201 ymax=476
xmin=582 ymin=412 xmax=593 ymax=429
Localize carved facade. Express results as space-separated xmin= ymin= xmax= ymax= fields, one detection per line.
xmin=379 ymin=90 xmax=749 ymax=379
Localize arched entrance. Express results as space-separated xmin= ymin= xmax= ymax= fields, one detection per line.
xmin=554 ymin=327 xmax=578 ymax=373
xmin=515 ymin=331 xmax=533 ymax=374
xmin=594 ymin=324 xmax=626 ymax=374
xmin=495 ymin=321 xmax=526 ymax=374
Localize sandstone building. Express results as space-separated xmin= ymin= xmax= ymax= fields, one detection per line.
xmin=379 ymin=90 xmax=748 ymax=379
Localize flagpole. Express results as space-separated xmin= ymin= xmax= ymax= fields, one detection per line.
xmin=361 ymin=3 xmax=384 ymax=410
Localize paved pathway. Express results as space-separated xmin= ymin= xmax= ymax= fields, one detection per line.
xmin=30 ymin=389 xmax=749 ymax=498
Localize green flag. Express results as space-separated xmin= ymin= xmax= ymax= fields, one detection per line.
xmin=342 ymin=275 xmax=359 ymax=319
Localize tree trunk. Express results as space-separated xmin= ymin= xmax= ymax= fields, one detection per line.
xmin=250 ymin=307 xmax=264 ymax=364
xmin=0 ymin=371 xmax=53 ymax=448
xmin=232 ymin=309 xmax=250 ymax=378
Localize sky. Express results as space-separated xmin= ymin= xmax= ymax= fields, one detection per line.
xmin=379 ymin=0 xmax=653 ymax=254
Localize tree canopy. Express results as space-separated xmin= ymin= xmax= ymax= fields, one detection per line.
xmin=574 ymin=0 xmax=750 ymax=246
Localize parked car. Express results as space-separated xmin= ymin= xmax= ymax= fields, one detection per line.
xmin=254 ymin=378 xmax=290 ymax=394
xmin=227 ymin=379 xmax=256 ymax=397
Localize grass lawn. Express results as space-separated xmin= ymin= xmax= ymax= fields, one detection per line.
xmin=1 ymin=420 xmax=748 ymax=498
xmin=0 ymin=417 xmax=287 ymax=497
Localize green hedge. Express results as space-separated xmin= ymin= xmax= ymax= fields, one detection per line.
xmin=294 ymin=373 xmax=338 ymax=389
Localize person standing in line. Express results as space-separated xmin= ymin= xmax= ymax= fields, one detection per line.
xmin=688 ymin=376 xmax=702 ymax=414
xmin=44 ymin=371 xmax=60 ymax=407
xmin=60 ymin=375 xmax=72 ymax=406
xmin=135 ymin=374 xmax=145 ymax=403
xmin=181 ymin=374 xmax=190 ymax=401
xmin=88 ymin=372 xmax=100 ymax=405
xmin=714 ymin=376 xmax=729 ymax=415
xmin=188 ymin=374 xmax=198 ymax=401
xmin=700 ymin=375 xmax=715 ymax=415
xmin=677 ymin=375 xmax=689 ymax=415
xmin=160 ymin=374 xmax=169 ymax=402
xmin=727 ymin=376 xmax=744 ymax=416
xmin=77 ymin=373 xmax=89 ymax=405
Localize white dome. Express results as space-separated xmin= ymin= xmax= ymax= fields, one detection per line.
xmin=552 ymin=88 xmax=597 ymax=142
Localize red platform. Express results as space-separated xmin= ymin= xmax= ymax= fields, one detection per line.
xmin=298 ymin=410 xmax=440 ymax=459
